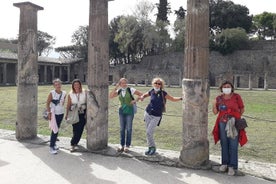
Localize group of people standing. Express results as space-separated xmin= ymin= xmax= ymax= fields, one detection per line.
xmin=46 ymin=79 xmax=86 ymax=154
xmin=109 ymin=78 xmax=182 ymax=155
xmin=46 ymin=77 xmax=247 ymax=176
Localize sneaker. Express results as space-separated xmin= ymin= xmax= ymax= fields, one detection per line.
xmin=124 ymin=146 xmax=130 ymax=153
xmin=145 ymin=148 xmax=151 ymax=155
xmin=219 ymin=165 xmax=227 ymax=172
xmin=148 ymin=147 xmax=156 ymax=155
xmin=70 ymin=146 xmax=76 ymax=152
xmin=228 ymin=167 xmax=235 ymax=176
xmin=50 ymin=147 xmax=57 ymax=154
xmin=117 ymin=146 xmax=124 ymax=152
xmin=54 ymin=145 xmax=59 ymax=150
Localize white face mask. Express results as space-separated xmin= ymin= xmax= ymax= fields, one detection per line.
xmin=222 ymin=88 xmax=232 ymax=95
xmin=154 ymin=87 xmax=160 ymax=92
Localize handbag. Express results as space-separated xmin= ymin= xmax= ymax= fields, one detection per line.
xmin=42 ymin=109 xmax=48 ymax=120
xmin=235 ymin=118 xmax=248 ymax=130
xmin=66 ymin=105 xmax=79 ymax=124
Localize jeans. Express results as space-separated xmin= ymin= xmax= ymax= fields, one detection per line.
xmin=71 ymin=113 xmax=86 ymax=146
xmin=119 ymin=108 xmax=134 ymax=147
xmin=144 ymin=112 xmax=161 ymax=147
xmin=50 ymin=114 xmax=64 ymax=148
xmin=219 ymin=122 xmax=239 ymax=169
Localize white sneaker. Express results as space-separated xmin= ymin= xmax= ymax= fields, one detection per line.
xmin=54 ymin=145 xmax=59 ymax=150
xmin=228 ymin=167 xmax=235 ymax=176
xmin=219 ymin=165 xmax=227 ymax=172
xmin=50 ymin=147 xmax=57 ymax=154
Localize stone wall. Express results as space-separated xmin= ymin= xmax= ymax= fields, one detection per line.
xmin=109 ymin=41 xmax=276 ymax=89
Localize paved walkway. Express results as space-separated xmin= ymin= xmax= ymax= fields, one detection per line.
xmin=0 ymin=129 xmax=275 ymax=184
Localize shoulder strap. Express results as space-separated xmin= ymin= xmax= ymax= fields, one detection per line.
xmin=58 ymin=91 xmax=63 ymax=101
xmin=118 ymin=89 xmax=122 ymax=95
xmin=160 ymin=90 xmax=166 ymax=104
xmin=127 ymin=87 xmax=134 ymax=100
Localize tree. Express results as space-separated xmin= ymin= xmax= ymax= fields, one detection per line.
xmin=253 ymin=12 xmax=276 ymax=40
xmin=37 ymin=30 xmax=56 ymax=56
xmin=55 ymin=26 xmax=88 ymax=60
xmin=0 ymin=38 xmax=18 ymax=53
xmin=213 ymin=28 xmax=249 ymax=55
xmin=71 ymin=25 xmax=88 ymax=60
xmin=172 ymin=6 xmax=186 ymax=52
xmin=209 ymin=0 xmax=252 ymax=33
xmin=133 ymin=0 xmax=155 ymax=21
xmin=156 ymin=0 xmax=171 ymax=23
xmin=113 ymin=15 xmax=144 ymax=63
xmin=109 ymin=16 xmax=125 ymax=65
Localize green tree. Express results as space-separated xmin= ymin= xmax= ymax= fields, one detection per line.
xmin=114 ymin=15 xmax=143 ymax=64
xmin=213 ymin=28 xmax=249 ymax=55
xmin=37 ymin=30 xmax=56 ymax=56
xmin=253 ymin=12 xmax=276 ymax=40
xmin=156 ymin=0 xmax=171 ymax=23
xmin=172 ymin=6 xmax=186 ymax=52
xmin=109 ymin=16 xmax=125 ymax=65
xmin=55 ymin=26 xmax=88 ymax=60
xmin=210 ymin=0 xmax=252 ymax=33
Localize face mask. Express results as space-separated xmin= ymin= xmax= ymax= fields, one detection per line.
xmin=154 ymin=87 xmax=160 ymax=92
xmin=222 ymin=88 xmax=231 ymax=95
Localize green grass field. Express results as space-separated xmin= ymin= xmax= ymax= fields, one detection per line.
xmin=0 ymin=85 xmax=275 ymax=163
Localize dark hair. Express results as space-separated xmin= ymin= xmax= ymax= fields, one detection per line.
xmin=71 ymin=79 xmax=82 ymax=93
xmin=219 ymin=80 xmax=234 ymax=92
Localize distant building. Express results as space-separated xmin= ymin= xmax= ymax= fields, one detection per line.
xmin=0 ymin=52 xmax=83 ymax=85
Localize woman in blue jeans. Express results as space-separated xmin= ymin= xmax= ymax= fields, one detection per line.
xmin=109 ymin=78 xmax=142 ymax=152
xmin=46 ymin=78 xmax=66 ymax=155
xmin=212 ymin=80 xmax=245 ymax=176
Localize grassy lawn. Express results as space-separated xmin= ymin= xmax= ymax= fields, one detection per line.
xmin=0 ymin=85 xmax=275 ymax=163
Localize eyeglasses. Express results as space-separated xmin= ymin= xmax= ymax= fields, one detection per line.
xmin=154 ymin=82 xmax=162 ymax=85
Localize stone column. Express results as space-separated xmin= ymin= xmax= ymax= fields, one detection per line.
xmin=59 ymin=66 xmax=62 ymax=80
xmin=3 ymin=63 xmax=7 ymax=84
xmin=180 ymin=0 xmax=210 ymax=168
xmin=44 ymin=65 xmax=47 ymax=83
xmin=52 ymin=66 xmax=55 ymax=80
xmin=86 ymin=0 xmax=109 ymax=150
xmin=233 ymin=75 xmax=238 ymax=89
xmin=264 ymin=72 xmax=268 ymax=90
xmin=14 ymin=2 xmax=43 ymax=140
xmin=67 ymin=65 xmax=71 ymax=82
xmin=248 ymin=74 xmax=252 ymax=90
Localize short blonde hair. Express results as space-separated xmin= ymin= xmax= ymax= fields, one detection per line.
xmin=119 ymin=78 xmax=128 ymax=85
xmin=152 ymin=77 xmax=165 ymax=89
xmin=52 ymin=78 xmax=62 ymax=84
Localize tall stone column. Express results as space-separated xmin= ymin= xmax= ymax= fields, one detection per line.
xmin=86 ymin=0 xmax=109 ymax=150
xmin=14 ymin=2 xmax=43 ymax=140
xmin=180 ymin=0 xmax=210 ymax=168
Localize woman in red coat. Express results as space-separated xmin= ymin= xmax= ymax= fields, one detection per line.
xmin=212 ymin=80 xmax=247 ymax=176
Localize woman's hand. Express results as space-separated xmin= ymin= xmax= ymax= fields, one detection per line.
xmin=130 ymin=100 xmax=136 ymax=105
xmin=47 ymin=112 xmax=51 ymax=121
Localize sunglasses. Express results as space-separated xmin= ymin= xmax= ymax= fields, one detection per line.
xmin=154 ymin=82 xmax=162 ymax=85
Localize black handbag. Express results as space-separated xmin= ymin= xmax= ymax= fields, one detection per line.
xmin=235 ymin=118 xmax=248 ymax=130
